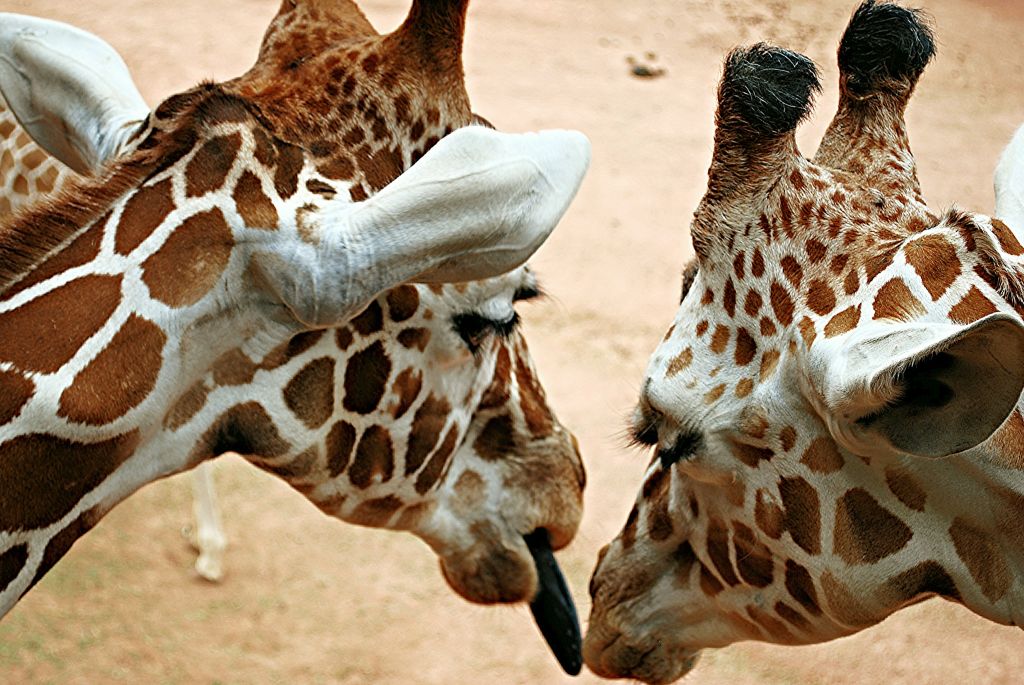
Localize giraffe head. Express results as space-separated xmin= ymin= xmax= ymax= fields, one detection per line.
xmin=585 ymin=2 xmax=1024 ymax=682
xmin=0 ymin=2 xmax=588 ymax=668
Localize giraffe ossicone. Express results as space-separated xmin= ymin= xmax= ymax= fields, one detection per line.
xmin=0 ymin=0 xmax=590 ymax=672
xmin=586 ymin=2 xmax=1024 ymax=683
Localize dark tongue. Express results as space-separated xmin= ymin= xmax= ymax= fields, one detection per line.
xmin=524 ymin=529 xmax=582 ymax=676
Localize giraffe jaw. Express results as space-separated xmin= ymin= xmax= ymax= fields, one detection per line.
xmin=582 ymin=623 xmax=700 ymax=685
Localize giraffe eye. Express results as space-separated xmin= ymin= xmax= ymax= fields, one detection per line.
xmin=452 ymin=312 xmax=521 ymax=353
xmin=657 ymin=431 xmax=702 ymax=468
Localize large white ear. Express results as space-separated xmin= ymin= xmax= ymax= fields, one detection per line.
xmin=806 ymin=314 xmax=1024 ymax=459
xmin=256 ymin=125 xmax=590 ymax=328
xmin=348 ymin=125 xmax=591 ymax=284
xmin=0 ymin=13 xmax=149 ymax=173
xmin=995 ymin=124 xmax=1024 ymax=235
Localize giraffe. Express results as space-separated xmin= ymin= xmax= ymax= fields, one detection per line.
xmin=585 ymin=2 xmax=1024 ymax=682
xmin=0 ymin=0 xmax=591 ymax=672
xmin=0 ymin=12 xmax=231 ymax=583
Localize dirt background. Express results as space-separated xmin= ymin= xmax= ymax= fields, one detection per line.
xmin=2 ymin=0 xmax=1023 ymax=683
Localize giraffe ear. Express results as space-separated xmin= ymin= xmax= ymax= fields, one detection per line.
xmin=259 ymin=125 xmax=590 ymax=328
xmin=808 ymin=313 xmax=1024 ymax=459
xmin=995 ymin=124 xmax=1024 ymax=234
xmin=0 ymin=13 xmax=149 ymax=174
xmin=345 ymin=124 xmax=590 ymax=285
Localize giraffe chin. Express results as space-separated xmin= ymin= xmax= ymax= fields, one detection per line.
xmin=436 ymin=529 xmax=582 ymax=674
xmin=582 ymin=626 xmax=700 ymax=685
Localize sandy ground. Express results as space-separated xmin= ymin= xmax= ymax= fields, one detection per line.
xmin=2 ymin=0 xmax=1023 ymax=683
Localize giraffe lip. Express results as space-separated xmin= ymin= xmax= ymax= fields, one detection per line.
xmin=524 ymin=529 xmax=583 ymax=676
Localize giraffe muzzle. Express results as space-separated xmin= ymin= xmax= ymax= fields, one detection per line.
xmin=524 ymin=528 xmax=583 ymax=676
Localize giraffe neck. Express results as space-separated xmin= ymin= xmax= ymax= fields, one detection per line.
xmin=0 ymin=58 xmax=476 ymax=613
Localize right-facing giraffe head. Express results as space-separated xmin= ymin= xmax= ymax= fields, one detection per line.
xmin=0 ymin=1 xmax=589 ymax=668
xmin=586 ymin=2 xmax=1024 ymax=682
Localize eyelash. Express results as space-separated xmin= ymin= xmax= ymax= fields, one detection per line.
xmin=452 ymin=311 xmax=521 ymax=353
xmin=630 ymin=416 xmax=660 ymax=447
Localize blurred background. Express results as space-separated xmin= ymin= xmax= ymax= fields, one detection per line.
xmin=2 ymin=0 xmax=1022 ymax=682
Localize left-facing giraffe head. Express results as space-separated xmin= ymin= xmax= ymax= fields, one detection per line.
xmin=0 ymin=3 xmax=588 ymax=669
xmin=586 ymin=2 xmax=1024 ymax=682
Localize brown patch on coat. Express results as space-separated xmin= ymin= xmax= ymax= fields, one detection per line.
xmin=7 ymin=219 xmax=105 ymax=300
xmin=351 ymin=300 xmax=383 ymax=335
xmin=343 ymin=341 xmax=391 ymax=414
xmin=212 ymin=348 xmax=258 ymax=386
xmin=164 ymin=380 xmax=210 ymax=430
xmin=349 ymin=495 xmax=403 ymax=527
xmin=386 ymin=285 xmax=420 ymax=322
xmin=755 ymin=489 xmax=784 ymax=539
xmin=948 ymin=517 xmax=1012 ymax=602
xmin=0 ymin=544 xmax=28 ymax=595
xmin=744 ymin=290 xmax=763 ymax=317
xmin=0 ymin=430 xmax=139 ymax=530
xmin=349 ymin=425 xmax=394 ymax=488
xmin=746 ymin=605 xmax=797 ymax=644
xmin=115 ymin=179 xmax=175 ymax=255
xmin=872 ymin=278 xmax=926 ymax=321
xmin=390 ymin=368 xmax=423 ymax=419
xmin=949 ymin=286 xmax=997 ymax=325
xmin=706 ymin=518 xmax=740 ymax=587
xmin=0 ymin=274 xmax=122 ymax=374
xmin=759 ymin=349 xmax=781 ymax=381
xmin=800 ymin=437 xmax=843 ymax=474
xmin=884 ymin=466 xmax=928 ymax=511
xmin=904 ymin=234 xmax=960 ymax=300
xmin=326 ymin=420 xmax=357 ymax=477
xmin=805 ymin=280 xmax=837 ymax=316
xmin=415 ymin=424 xmax=459 ymax=494
xmin=779 ymin=476 xmax=821 ymax=555
xmin=185 ymin=132 xmax=241 ymax=196
xmin=515 ymin=348 xmax=554 ymax=437
xmin=779 ymin=426 xmax=797 ymax=452
xmin=283 ymin=356 xmax=336 ymax=429
xmin=824 ymin=305 xmax=860 ymax=338
xmin=58 ymin=315 xmax=167 ymax=425
xmin=732 ymin=522 xmax=774 ymax=587
xmin=709 ymin=325 xmax=730 ymax=354
xmin=273 ymin=140 xmax=305 ymax=199
xmin=142 ymin=208 xmax=234 ymax=307
xmin=479 ymin=345 xmax=512 ymax=409
xmin=666 ymin=347 xmax=693 ymax=376
xmin=797 ymin=317 xmax=817 ymax=348
xmin=882 ymin=560 xmax=961 ymax=605
xmin=821 ymin=570 xmax=876 ymax=627
xmin=785 ymin=559 xmax=822 ymax=616
xmin=989 ymin=218 xmax=1024 ymax=256
xmin=734 ymin=328 xmax=757 ymax=366
xmin=0 ymin=369 xmax=34 ymax=425
xmin=404 ymin=394 xmax=451 ymax=474
xmin=31 ymin=505 xmax=105 ymax=591
xmin=196 ymin=402 xmax=290 ymax=459
xmin=233 ymin=170 xmax=280 ymax=229
xmin=729 ymin=439 xmax=773 ymax=468
xmin=770 ymin=282 xmax=794 ymax=326
xmin=398 ymin=327 xmax=431 ymax=351
xmin=473 ymin=414 xmax=515 ymax=461
xmin=833 ymin=488 xmax=913 ymax=564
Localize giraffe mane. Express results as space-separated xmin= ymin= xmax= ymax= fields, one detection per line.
xmin=0 ymin=82 xmax=268 ymax=295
